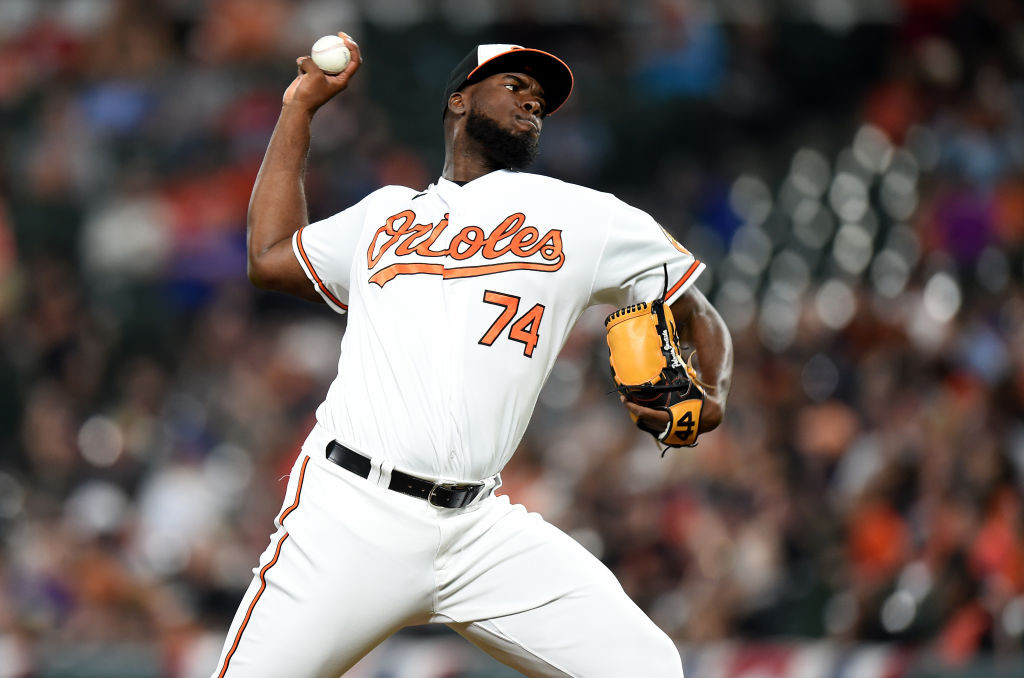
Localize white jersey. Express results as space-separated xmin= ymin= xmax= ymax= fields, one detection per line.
xmin=292 ymin=170 xmax=703 ymax=481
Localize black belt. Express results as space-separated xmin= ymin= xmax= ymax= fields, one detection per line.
xmin=326 ymin=441 xmax=485 ymax=509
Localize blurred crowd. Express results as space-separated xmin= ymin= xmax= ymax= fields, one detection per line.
xmin=1 ymin=0 xmax=1023 ymax=676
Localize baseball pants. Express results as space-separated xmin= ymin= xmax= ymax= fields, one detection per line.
xmin=211 ymin=423 xmax=684 ymax=678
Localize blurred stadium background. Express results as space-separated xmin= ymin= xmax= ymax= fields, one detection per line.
xmin=1 ymin=0 xmax=1023 ymax=676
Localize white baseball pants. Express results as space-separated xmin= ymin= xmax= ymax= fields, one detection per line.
xmin=211 ymin=423 xmax=684 ymax=678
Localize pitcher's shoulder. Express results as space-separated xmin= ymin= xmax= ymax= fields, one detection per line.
xmin=366 ymin=185 xmax=422 ymax=202
xmin=509 ymin=172 xmax=619 ymax=204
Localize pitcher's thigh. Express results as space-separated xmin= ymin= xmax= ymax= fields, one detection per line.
xmin=210 ymin=529 xmax=400 ymax=677
xmin=449 ymin=577 xmax=683 ymax=678
xmin=442 ymin=505 xmax=683 ymax=678
xmin=210 ymin=458 xmax=434 ymax=678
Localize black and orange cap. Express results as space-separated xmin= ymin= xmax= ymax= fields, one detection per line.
xmin=443 ymin=44 xmax=574 ymax=116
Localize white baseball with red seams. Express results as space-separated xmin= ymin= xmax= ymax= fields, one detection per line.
xmin=294 ymin=170 xmax=703 ymax=481
xmin=311 ymin=34 xmax=351 ymax=73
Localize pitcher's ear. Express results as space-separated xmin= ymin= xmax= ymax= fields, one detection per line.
xmin=448 ymin=92 xmax=466 ymax=115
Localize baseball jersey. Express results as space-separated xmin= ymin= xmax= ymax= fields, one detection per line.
xmin=293 ymin=170 xmax=704 ymax=481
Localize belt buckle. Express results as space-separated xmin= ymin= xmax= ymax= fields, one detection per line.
xmin=427 ymin=480 xmax=482 ymax=509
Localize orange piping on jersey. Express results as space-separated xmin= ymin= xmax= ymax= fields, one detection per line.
xmin=296 ymin=228 xmax=348 ymax=311
xmin=216 ymin=456 xmax=308 ymax=677
xmin=661 ymin=227 xmax=693 ymax=256
xmin=665 ymin=260 xmax=702 ymax=299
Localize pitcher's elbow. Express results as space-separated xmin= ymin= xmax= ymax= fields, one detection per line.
xmin=247 ymin=257 xmax=272 ymax=289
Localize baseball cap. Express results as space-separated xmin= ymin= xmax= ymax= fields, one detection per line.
xmin=443 ymin=44 xmax=574 ymax=116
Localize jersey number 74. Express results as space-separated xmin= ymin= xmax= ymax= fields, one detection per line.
xmin=478 ymin=290 xmax=545 ymax=358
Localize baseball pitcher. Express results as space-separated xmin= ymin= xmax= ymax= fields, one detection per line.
xmin=212 ymin=35 xmax=733 ymax=677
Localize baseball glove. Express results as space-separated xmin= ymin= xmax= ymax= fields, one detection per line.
xmin=605 ymin=297 xmax=707 ymax=448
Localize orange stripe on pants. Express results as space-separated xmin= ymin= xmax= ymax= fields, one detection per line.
xmin=217 ymin=456 xmax=309 ymax=677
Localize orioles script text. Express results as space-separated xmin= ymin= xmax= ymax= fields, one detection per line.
xmin=366 ymin=210 xmax=565 ymax=287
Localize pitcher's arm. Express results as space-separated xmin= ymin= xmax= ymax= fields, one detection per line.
xmin=247 ymin=34 xmax=362 ymax=298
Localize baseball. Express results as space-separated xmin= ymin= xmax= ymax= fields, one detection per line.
xmin=311 ymin=34 xmax=351 ymax=74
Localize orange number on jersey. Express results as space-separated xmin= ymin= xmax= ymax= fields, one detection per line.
xmin=508 ymin=303 xmax=544 ymax=357
xmin=479 ymin=290 xmax=546 ymax=358
xmin=480 ymin=291 xmax=520 ymax=346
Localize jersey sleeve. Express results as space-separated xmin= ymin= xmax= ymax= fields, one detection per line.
xmin=291 ymin=195 xmax=373 ymax=314
xmin=589 ymin=197 xmax=705 ymax=309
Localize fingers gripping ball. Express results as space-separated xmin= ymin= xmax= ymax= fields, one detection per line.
xmin=605 ymin=300 xmax=706 ymax=447
xmin=311 ymin=35 xmax=351 ymax=74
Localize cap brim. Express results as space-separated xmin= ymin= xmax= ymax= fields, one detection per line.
xmin=465 ymin=47 xmax=574 ymax=115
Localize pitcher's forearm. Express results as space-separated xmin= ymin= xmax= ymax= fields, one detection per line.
xmin=243 ymin=36 xmax=360 ymax=298
xmin=688 ymin=305 xmax=733 ymax=429
xmin=671 ymin=291 xmax=733 ymax=431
